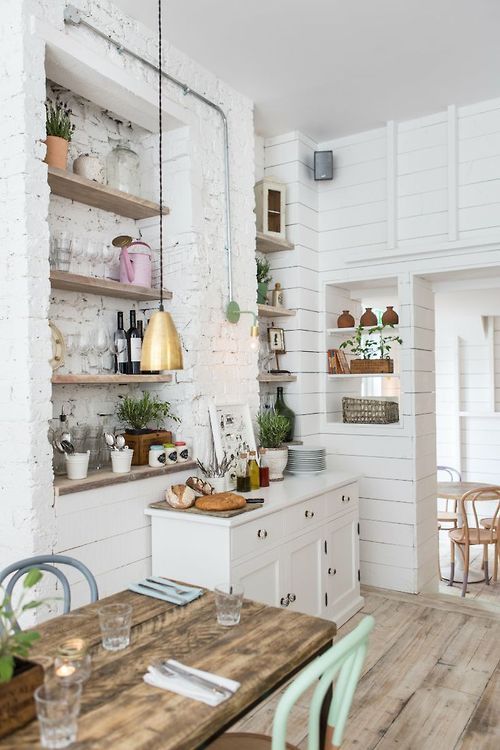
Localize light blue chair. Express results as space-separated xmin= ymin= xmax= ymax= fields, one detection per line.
xmin=0 ymin=554 xmax=98 ymax=630
xmin=210 ymin=615 xmax=374 ymax=750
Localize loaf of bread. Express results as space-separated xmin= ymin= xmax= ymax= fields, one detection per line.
xmin=165 ymin=484 xmax=196 ymax=509
xmin=195 ymin=492 xmax=246 ymax=512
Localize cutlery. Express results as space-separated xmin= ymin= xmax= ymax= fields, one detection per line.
xmin=136 ymin=582 xmax=185 ymax=600
xmin=246 ymin=498 xmax=265 ymax=504
xmin=145 ymin=578 xmax=187 ymax=595
xmin=60 ymin=439 xmax=75 ymax=454
xmin=153 ymin=661 xmax=234 ymax=699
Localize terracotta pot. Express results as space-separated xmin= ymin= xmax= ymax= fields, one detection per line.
xmin=360 ymin=307 xmax=378 ymax=327
xmin=382 ymin=306 xmax=399 ymax=325
xmin=45 ymin=135 xmax=69 ymax=170
xmin=337 ymin=310 xmax=355 ymax=328
xmin=261 ymin=446 xmax=288 ymax=482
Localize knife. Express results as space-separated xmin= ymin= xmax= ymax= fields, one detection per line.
xmin=246 ymin=498 xmax=265 ymax=503
xmin=153 ymin=661 xmax=235 ymax=698
xmin=136 ymin=582 xmax=186 ymax=602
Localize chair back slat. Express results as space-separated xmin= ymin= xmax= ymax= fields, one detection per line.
xmin=271 ymin=615 xmax=374 ymax=750
xmin=0 ymin=554 xmax=98 ymax=630
xmin=459 ymin=486 xmax=500 ymax=545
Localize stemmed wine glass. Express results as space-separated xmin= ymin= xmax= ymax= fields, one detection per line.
xmin=65 ymin=334 xmax=78 ymax=374
xmin=93 ymin=326 xmax=110 ymax=373
xmin=101 ymin=244 xmax=115 ymax=279
xmin=78 ymin=331 xmax=91 ymax=374
xmin=85 ymin=240 xmax=99 ymax=278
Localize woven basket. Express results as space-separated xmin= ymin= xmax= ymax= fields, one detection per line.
xmin=350 ymin=359 xmax=394 ymax=374
xmin=342 ymin=397 xmax=399 ymax=424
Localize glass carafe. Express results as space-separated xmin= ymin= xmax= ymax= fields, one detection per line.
xmin=275 ymin=387 xmax=295 ymax=442
xmin=106 ymin=140 xmax=140 ymax=195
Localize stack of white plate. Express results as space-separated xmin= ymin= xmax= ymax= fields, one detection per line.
xmin=286 ymin=445 xmax=327 ymax=474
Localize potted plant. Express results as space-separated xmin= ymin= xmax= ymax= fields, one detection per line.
xmin=257 ymin=411 xmax=290 ymax=481
xmin=45 ymin=99 xmax=75 ymax=170
xmin=0 ymin=569 xmax=45 ymax=739
xmin=256 ymin=257 xmax=272 ymax=304
xmin=340 ymin=324 xmax=402 ymax=374
xmin=116 ymin=392 xmax=179 ymax=465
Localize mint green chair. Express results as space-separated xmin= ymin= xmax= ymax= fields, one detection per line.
xmin=210 ymin=615 xmax=374 ymax=750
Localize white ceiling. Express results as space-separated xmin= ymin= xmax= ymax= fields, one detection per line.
xmin=113 ymin=0 xmax=500 ymax=141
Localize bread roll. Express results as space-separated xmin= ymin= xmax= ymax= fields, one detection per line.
xmin=166 ymin=484 xmax=196 ymax=509
xmin=195 ymin=492 xmax=246 ymax=512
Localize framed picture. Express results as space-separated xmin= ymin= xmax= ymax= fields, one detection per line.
xmin=267 ymin=326 xmax=286 ymax=353
xmin=208 ymin=403 xmax=257 ymax=484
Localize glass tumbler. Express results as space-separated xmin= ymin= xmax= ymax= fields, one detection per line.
xmin=214 ymin=583 xmax=244 ymax=627
xmin=34 ymin=682 xmax=82 ymax=749
xmin=98 ymin=603 xmax=132 ymax=651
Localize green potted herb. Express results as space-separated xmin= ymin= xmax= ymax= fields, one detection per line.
xmin=256 ymin=257 xmax=272 ymax=304
xmin=257 ymin=410 xmax=290 ymax=481
xmin=45 ymin=99 xmax=75 ymax=170
xmin=116 ymin=392 xmax=180 ymax=465
xmin=0 ymin=569 xmax=45 ymax=739
xmin=340 ymin=324 xmax=402 ymax=374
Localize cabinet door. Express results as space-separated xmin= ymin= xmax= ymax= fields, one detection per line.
xmin=232 ymin=549 xmax=285 ymax=608
xmin=284 ymin=529 xmax=324 ymax=617
xmin=325 ymin=511 xmax=359 ymax=622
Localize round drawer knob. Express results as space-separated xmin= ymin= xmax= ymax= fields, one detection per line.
xmin=328 ymin=568 xmax=336 ymax=576
xmin=304 ymin=510 xmax=315 ymax=518
xmin=288 ymin=593 xmax=296 ymax=603
xmin=342 ymin=495 xmax=345 ymax=502
xmin=257 ymin=529 xmax=268 ymax=539
xmin=280 ymin=596 xmax=290 ymax=607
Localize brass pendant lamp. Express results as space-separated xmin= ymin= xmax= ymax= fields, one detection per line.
xmin=141 ymin=0 xmax=183 ymax=372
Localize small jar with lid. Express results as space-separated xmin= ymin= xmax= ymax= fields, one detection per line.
xmin=149 ymin=445 xmax=165 ymax=467
xmin=175 ymin=441 xmax=189 ymax=463
xmin=163 ymin=443 xmax=177 ymax=465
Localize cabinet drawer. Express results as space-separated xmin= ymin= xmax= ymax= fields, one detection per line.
xmin=324 ymin=483 xmax=358 ymax=519
xmin=231 ymin=513 xmax=284 ymax=560
xmin=284 ymin=495 xmax=326 ymax=536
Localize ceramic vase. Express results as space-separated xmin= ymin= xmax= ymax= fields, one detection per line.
xmin=360 ymin=308 xmax=378 ymax=327
xmin=262 ymin=447 xmax=288 ymax=482
xmin=337 ymin=310 xmax=355 ymax=328
xmin=73 ymin=154 xmax=105 ymax=183
xmin=45 ymin=136 xmax=69 ymax=170
xmin=382 ymin=306 xmax=399 ymax=325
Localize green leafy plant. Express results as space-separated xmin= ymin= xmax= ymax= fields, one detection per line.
xmin=116 ymin=391 xmax=179 ymax=431
xmin=256 ymin=257 xmax=272 ymax=284
xmin=0 ymin=569 xmax=43 ymax=683
xmin=339 ymin=324 xmax=402 ymax=360
xmin=45 ymin=99 xmax=76 ymax=141
xmin=257 ymin=410 xmax=290 ymax=449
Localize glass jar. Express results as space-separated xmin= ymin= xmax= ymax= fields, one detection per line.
xmin=106 ymin=140 xmax=140 ymax=195
xmin=54 ymin=638 xmax=91 ymax=684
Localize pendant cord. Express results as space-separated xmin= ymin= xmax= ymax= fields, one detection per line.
xmin=158 ymin=0 xmax=164 ymax=311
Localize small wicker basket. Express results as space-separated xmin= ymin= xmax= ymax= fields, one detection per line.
xmin=342 ymin=397 xmax=399 ymax=424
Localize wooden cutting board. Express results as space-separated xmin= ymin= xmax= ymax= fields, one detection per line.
xmin=148 ymin=500 xmax=261 ymax=518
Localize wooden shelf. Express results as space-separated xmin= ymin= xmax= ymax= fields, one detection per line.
xmin=327 ymin=326 xmax=399 ymax=335
xmin=48 ymin=167 xmax=169 ymax=220
xmin=258 ymin=374 xmax=297 ymax=383
xmin=54 ymin=460 xmax=197 ymax=497
xmin=50 ymin=270 xmax=172 ymax=302
xmin=327 ymin=373 xmax=399 ymax=379
xmin=258 ymin=304 xmax=296 ymax=318
xmin=256 ymin=232 xmax=294 ymax=254
xmin=52 ymin=374 xmax=173 ymax=385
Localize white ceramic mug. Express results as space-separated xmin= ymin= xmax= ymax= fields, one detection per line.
xmin=65 ymin=451 xmax=90 ymax=480
xmin=110 ymin=448 xmax=134 ymax=474
xmin=211 ymin=476 xmax=228 ymax=493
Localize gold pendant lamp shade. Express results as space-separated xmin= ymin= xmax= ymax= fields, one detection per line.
xmin=141 ymin=310 xmax=183 ymax=371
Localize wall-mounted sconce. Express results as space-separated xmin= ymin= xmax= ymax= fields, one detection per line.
xmin=227 ymin=301 xmax=259 ymax=350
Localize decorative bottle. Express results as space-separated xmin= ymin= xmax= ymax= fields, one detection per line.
xmin=275 ymin=387 xmax=295 ymax=442
xmin=106 ymin=140 xmax=140 ymax=195
xmin=248 ymin=451 xmax=260 ymax=490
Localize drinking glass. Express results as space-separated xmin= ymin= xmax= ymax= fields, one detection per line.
xmin=93 ymin=326 xmax=110 ymax=373
xmin=52 ymin=233 xmax=72 ymax=272
xmin=69 ymin=236 xmax=86 ymax=275
xmin=85 ymin=240 xmax=99 ymax=278
xmin=34 ymin=682 xmax=82 ymax=749
xmin=214 ymin=583 xmax=244 ymax=626
xmin=101 ymin=243 xmax=114 ymax=279
xmin=65 ymin=334 xmax=78 ymax=374
xmin=98 ymin=603 xmax=132 ymax=651
xmin=77 ymin=331 xmax=91 ymax=374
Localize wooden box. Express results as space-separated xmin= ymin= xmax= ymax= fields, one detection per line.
xmin=124 ymin=430 xmax=172 ymax=466
xmin=350 ymin=359 xmax=394 ymax=374
xmin=0 ymin=659 xmax=44 ymax=739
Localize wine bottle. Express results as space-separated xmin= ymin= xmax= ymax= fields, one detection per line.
xmin=275 ymin=386 xmax=295 ymax=442
xmin=115 ymin=312 xmax=128 ymax=374
xmin=137 ymin=319 xmax=144 ymax=340
xmin=127 ymin=310 xmax=142 ymax=375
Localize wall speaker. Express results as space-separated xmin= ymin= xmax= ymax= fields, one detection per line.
xmin=314 ymin=150 xmax=333 ymax=181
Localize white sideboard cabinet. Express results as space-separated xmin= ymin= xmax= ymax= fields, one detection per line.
xmin=145 ymin=470 xmax=363 ymax=627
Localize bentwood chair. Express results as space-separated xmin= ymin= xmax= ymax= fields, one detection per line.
xmin=0 ymin=554 xmax=98 ymax=630
xmin=437 ymin=466 xmax=462 ymax=528
xmin=209 ymin=615 xmax=374 ymax=750
xmin=448 ymin=487 xmax=500 ymax=597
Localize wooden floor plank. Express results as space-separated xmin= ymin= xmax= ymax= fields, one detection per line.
xmin=459 ymin=668 xmax=500 ymax=750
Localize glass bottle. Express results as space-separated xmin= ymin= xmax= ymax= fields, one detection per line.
xmin=106 ymin=140 xmax=140 ymax=195
xmin=52 ymin=407 xmax=71 ymax=476
xmin=236 ymin=452 xmax=250 ymax=492
xmin=275 ymin=386 xmax=295 ymax=442
xmin=248 ymin=450 xmax=260 ymax=490
xmin=259 ymin=449 xmax=270 ymax=487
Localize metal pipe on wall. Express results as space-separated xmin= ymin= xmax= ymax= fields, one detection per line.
xmin=64 ymin=4 xmax=234 ymax=301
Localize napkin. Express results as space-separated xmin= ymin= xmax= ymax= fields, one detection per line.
xmin=144 ymin=660 xmax=240 ymax=706
xmin=128 ymin=577 xmax=203 ymax=606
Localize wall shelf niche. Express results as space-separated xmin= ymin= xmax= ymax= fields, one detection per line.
xmin=52 ymin=374 xmax=173 ymax=385
xmin=47 ymin=167 xmax=169 ymax=220
xmin=256 ymin=232 xmax=294 ymax=254
xmin=50 ymin=271 xmax=172 ymax=302
xmin=257 ymin=304 xmax=296 ymax=318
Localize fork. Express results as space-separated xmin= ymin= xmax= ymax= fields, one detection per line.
xmin=152 ymin=662 xmax=233 ymax=699
xmin=145 ymin=578 xmax=188 ymax=595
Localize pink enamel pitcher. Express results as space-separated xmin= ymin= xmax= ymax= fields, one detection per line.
xmin=115 ymin=237 xmax=152 ymax=288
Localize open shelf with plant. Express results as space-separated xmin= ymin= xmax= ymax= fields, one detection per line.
xmin=257 ymin=303 xmax=296 ymax=318
xmin=52 ymin=374 xmax=173 ymax=385
xmin=50 ymin=270 xmax=172 ymax=302
xmin=256 ymin=232 xmax=294 ymax=254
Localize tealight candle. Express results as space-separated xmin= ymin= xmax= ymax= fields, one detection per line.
xmin=54 ymin=638 xmax=91 ymax=684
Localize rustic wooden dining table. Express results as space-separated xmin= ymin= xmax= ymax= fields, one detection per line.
xmin=1 ymin=589 xmax=336 ymax=749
